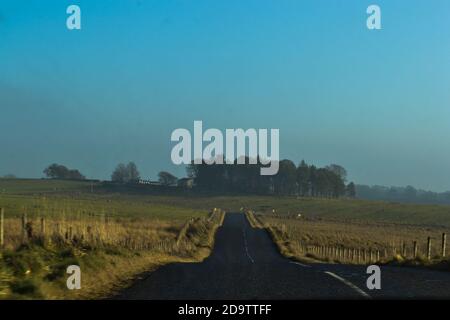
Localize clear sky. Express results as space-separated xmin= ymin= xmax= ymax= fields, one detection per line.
xmin=1 ymin=0 xmax=450 ymax=191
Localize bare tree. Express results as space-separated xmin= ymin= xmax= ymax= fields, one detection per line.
xmin=111 ymin=162 xmax=140 ymax=183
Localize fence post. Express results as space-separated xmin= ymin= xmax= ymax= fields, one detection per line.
xmin=413 ymin=241 xmax=418 ymax=258
xmin=40 ymin=217 xmax=46 ymax=237
xmin=427 ymin=237 xmax=432 ymax=260
xmin=402 ymin=241 xmax=406 ymax=257
xmin=442 ymin=233 xmax=447 ymax=258
xmin=22 ymin=213 xmax=28 ymax=243
xmin=0 ymin=208 xmax=4 ymax=247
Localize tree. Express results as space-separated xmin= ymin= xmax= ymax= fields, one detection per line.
xmin=67 ymin=169 xmax=85 ymax=180
xmin=44 ymin=164 xmax=68 ymax=179
xmin=126 ymin=162 xmax=140 ymax=182
xmin=274 ymin=160 xmax=297 ymax=195
xmin=158 ymin=171 xmax=178 ymax=186
xmin=111 ymin=163 xmax=127 ymax=183
xmin=404 ymin=185 xmax=417 ymax=200
xmin=43 ymin=164 xmax=85 ymax=180
xmin=309 ymin=165 xmax=318 ymax=197
xmin=346 ymin=182 xmax=356 ymax=198
xmin=325 ymin=164 xmax=347 ymax=182
xmin=111 ymin=162 xmax=140 ymax=183
xmin=296 ymin=160 xmax=310 ymax=196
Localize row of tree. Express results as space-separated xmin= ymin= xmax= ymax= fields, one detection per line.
xmin=187 ymin=158 xmax=355 ymax=198
xmin=111 ymin=162 xmax=140 ymax=183
xmin=357 ymin=184 xmax=450 ymax=205
xmin=43 ymin=164 xmax=85 ymax=180
xmin=43 ymin=159 xmax=355 ymax=198
xmin=43 ymin=162 xmax=141 ymax=183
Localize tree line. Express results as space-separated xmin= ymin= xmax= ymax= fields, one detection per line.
xmin=42 ymin=159 xmax=356 ymax=198
xmin=357 ymin=184 xmax=450 ymax=205
xmin=187 ymin=157 xmax=355 ymax=198
xmin=43 ymin=164 xmax=85 ymax=180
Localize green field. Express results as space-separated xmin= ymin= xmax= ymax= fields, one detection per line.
xmin=3 ymin=178 xmax=450 ymax=226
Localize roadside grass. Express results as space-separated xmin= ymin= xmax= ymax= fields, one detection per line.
xmin=0 ymin=209 xmax=225 ymax=299
xmin=0 ymin=179 xmax=227 ymax=299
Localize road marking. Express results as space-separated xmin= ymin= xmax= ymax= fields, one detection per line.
xmin=242 ymin=229 xmax=254 ymax=263
xmin=324 ymin=271 xmax=371 ymax=299
xmin=289 ymin=261 xmax=311 ymax=268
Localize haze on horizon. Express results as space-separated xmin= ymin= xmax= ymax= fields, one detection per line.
xmin=1 ymin=0 xmax=450 ymax=192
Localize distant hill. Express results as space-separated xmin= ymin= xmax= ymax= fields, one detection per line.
xmin=356 ymin=184 xmax=450 ymax=205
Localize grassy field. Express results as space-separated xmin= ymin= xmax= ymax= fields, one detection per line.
xmin=239 ymin=194 xmax=450 ymax=269
xmin=4 ymin=179 xmax=450 ymax=227
xmin=256 ymin=213 xmax=449 ymax=264
xmin=2 ymin=178 xmax=450 ymax=298
xmin=237 ymin=196 xmax=450 ymax=227
xmin=0 ymin=179 xmax=225 ymax=299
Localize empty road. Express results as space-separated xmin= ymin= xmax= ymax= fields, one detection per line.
xmin=116 ymin=213 xmax=450 ymax=299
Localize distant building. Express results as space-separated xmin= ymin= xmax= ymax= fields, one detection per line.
xmin=138 ymin=179 xmax=161 ymax=186
xmin=178 ymin=177 xmax=194 ymax=189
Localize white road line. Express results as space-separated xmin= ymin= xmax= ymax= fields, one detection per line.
xmin=242 ymin=229 xmax=254 ymax=263
xmin=324 ymin=271 xmax=371 ymax=299
xmin=289 ymin=261 xmax=311 ymax=268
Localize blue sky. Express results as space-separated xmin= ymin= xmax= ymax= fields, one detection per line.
xmin=1 ymin=0 xmax=450 ymax=191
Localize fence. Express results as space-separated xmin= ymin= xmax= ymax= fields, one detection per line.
xmin=268 ymin=219 xmax=447 ymax=264
xmin=0 ymin=207 xmax=225 ymax=255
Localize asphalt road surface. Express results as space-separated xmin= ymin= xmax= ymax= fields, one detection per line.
xmin=116 ymin=213 xmax=450 ymax=299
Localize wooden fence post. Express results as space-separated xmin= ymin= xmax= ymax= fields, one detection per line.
xmin=413 ymin=241 xmax=418 ymax=258
xmin=40 ymin=217 xmax=46 ymax=237
xmin=22 ymin=213 xmax=28 ymax=243
xmin=442 ymin=233 xmax=447 ymax=258
xmin=0 ymin=208 xmax=4 ymax=247
xmin=427 ymin=237 xmax=432 ymax=260
xmin=402 ymin=241 xmax=406 ymax=257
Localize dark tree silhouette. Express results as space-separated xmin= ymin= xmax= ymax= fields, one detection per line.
xmin=111 ymin=162 xmax=140 ymax=183
xmin=43 ymin=164 xmax=85 ymax=180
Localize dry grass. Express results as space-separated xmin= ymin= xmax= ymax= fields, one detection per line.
xmin=0 ymin=189 xmax=226 ymax=299
xmin=1 ymin=215 xmax=180 ymax=251
xmin=254 ymin=212 xmax=450 ymax=266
